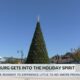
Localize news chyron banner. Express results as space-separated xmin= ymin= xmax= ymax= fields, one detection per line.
xmin=0 ymin=64 xmax=80 ymax=80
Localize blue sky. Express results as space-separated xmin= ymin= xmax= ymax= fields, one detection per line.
xmin=0 ymin=0 xmax=80 ymax=58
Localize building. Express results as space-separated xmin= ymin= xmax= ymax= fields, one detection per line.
xmin=0 ymin=57 xmax=6 ymax=63
xmin=50 ymin=52 xmax=74 ymax=64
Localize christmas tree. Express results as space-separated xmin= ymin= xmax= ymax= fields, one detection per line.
xmin=25 ymin=19 xmax=49 ymax=64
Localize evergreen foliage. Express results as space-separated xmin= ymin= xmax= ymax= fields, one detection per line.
xmin=25 ymin=21 xmax=49 ymax=64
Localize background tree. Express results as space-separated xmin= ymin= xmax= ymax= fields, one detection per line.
xmin=72 ymin=48 xmax=80 ymax=63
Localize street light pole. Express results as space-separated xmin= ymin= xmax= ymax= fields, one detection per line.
xmin=21 ymin=50 xmax=23 ymax=63
xmin=17 ymin=50 xmax=24 ymax=64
